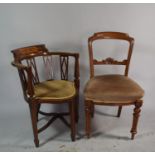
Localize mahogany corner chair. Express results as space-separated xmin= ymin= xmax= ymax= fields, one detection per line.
xmin=11 ymin=44 xmax=79 ymax=147
xmin=84 ymin=32 xmax=144 ymax=140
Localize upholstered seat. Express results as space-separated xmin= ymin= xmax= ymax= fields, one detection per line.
xmin=84 ymin=74 xmax=144 ymax=104
xmin=34 ymin=80 xmax=76 ymax=100
xmin=85 ymin=32 xmax=144 ymax=140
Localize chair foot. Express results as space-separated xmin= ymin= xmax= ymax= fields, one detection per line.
xmin=131 ymin=133 xmax=136 ymax=140
xmin=117 ymin=106 xmax=122 ymax=117
xmin=71 ymin=134 xmax=75 ymax=142
xmin=86 ymin=133 xmax=90 ymax=139
xmin=130 ymin=100 xmax=143 ymax=140
xmin=34 ymin=139 xmax=39 ymax=147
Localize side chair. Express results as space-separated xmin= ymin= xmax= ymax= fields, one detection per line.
xmin=84 ymin=32 xmax=144 ymax=139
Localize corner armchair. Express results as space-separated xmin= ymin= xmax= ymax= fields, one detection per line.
xmin=11 ymin=44 xmax=79 ymax=147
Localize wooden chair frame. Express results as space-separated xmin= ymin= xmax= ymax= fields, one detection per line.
xmin=11 ymin=44 xmax=79 ymax=147
xmin=85 ymin=32 xmax=143 ymax=139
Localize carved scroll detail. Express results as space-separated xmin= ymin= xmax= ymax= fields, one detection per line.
xmin=93 ymin=57 xmax=127 ymax=65
xmin=43 ymin=55 xmax=54 ymax=80
xmin=26 ymin=58 xmax=39 ymax=84
xmin=60 ymin=56 xmax=69 ymax=80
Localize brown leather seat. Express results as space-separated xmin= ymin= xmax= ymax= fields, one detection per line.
xmin=84 ymin=74 xmax=144 ymax=104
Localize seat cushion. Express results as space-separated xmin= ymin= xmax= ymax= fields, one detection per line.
xmin=34 ymin=80 xmax=76 ymax=100
xmin=84 ymin=74 xmax=144 ymax=104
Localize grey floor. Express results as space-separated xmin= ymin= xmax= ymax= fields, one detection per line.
xmin=0 ymin=102 xmax=155 ymax=152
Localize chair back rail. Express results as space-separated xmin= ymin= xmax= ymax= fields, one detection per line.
xmin=88 ymin=32 xmax=134 ymax=78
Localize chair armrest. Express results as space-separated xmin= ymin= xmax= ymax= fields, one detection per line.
xmin=11 ymin=61 xmax=34 ymax=98
xmin=11 ymin=61 xmax=28 ymax=69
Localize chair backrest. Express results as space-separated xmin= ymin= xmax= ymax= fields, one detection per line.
xmin=11 ymin=44 xmax=79 ymax=101
xmin=11 ymin=44 xmax=49 ymax=100
xmin=88 ymin=32 xmax=134 ymax=78
xmin=11 ymin=44 xmax=49 ymax=61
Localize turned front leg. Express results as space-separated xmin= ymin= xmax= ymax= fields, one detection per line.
xmin=130 ymin=100 xmax=143 ymax=140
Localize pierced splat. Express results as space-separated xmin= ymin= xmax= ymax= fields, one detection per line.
xmin=60 ymin=56 xmax=69 ymax=80
xmin=26 ymin=58 xmax=39 ymax=84
xmin=93 ymin=57 xmax=127 ymax=65
xmin=43 ymin=55 xmax=54 ymax=80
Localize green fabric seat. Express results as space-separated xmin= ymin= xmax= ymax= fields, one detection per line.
xmin=34 ymin=80 xmax=76 ymax=100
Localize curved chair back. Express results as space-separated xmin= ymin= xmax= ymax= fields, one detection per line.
xmin=88 ymin=32 xmax=134 ymax=78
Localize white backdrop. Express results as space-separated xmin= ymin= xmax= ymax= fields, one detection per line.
xmin=0 ymin=4 xmax=155 ymax=151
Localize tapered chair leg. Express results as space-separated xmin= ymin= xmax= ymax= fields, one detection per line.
xmin=69 ymin=100 xmax=76 ymax=141
xmin=75 ymin=94 xmax=79 ymax=123
xmin=85 ymin=100 xmax=91 ymax=138
xmin=117 ymin=106 xmax=122 ymax=117
xmin=130 ymin=101 xmax=143 ymax=140
xmin=91 ymin=104 xmax=95 ymax=118
xmin=37 ymin=104 xmax=41 ymax=121
xmin=29 ymin=103 xmax=39 ymax=147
